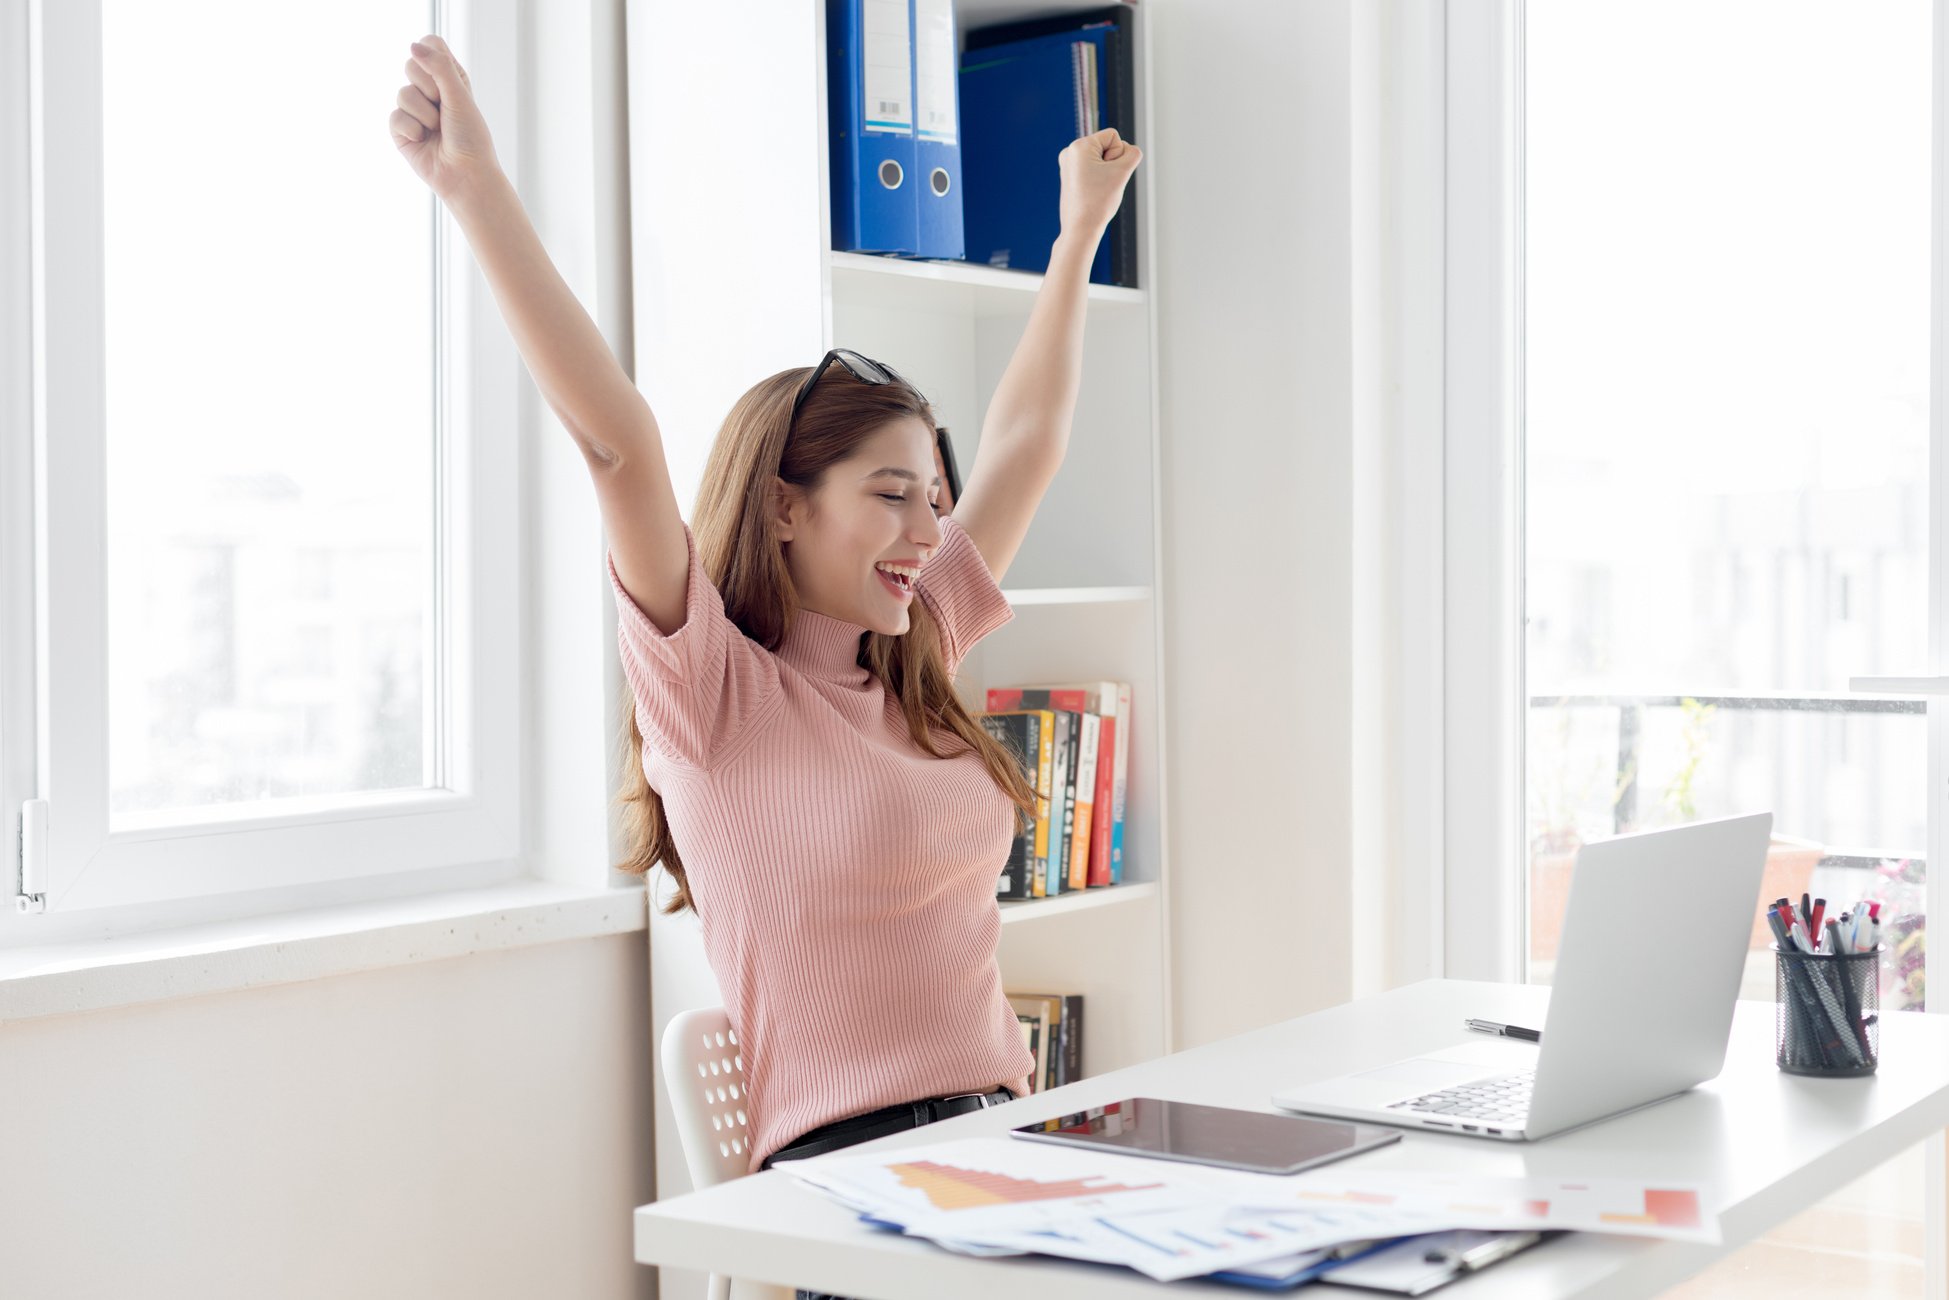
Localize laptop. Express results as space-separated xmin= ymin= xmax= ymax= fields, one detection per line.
xmin=1271 ymin=812 xmax=1773 ymax=1141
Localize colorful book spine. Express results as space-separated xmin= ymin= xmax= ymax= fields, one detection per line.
xmin=989 ymin=683 xmax=1128 ymax=886
xmin=1068 ymin=711 xmax=1098 ymax=889
xmin=980 ymin=708 xmax=1054 ymax=895
xmin=1007 ymin=993 xmax=1053 ymax=1091
xmin=1088 ymin=711 xmax=1115 ymax=886
xmin=1008 ymin=990 xmax=1083 ymax=1087
xmin=1055 ymin=992 xmax=1082 ymax=1085
xmin=1049 ymin=710 xmax=1075 ymax=895
xmin=976 ymin=711 xmax=1039 ymax=900
xmin=1107 ymin=682 xmax=1129 ymax=883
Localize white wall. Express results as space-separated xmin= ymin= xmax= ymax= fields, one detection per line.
xmin=1151 ymin=0 xmax=1412 ymax=1047
xmin=0 ymin=936 xmax=655 ymax=1300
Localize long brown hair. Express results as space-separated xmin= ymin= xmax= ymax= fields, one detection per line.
xmin=614 ymin=364 xmax=1038 ymax=915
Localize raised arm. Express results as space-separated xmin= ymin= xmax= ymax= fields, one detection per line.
xmin=391 ymin=35 xmax=689 ymax=634
xmin=952 ymin=128 xmax=1143 ymax=583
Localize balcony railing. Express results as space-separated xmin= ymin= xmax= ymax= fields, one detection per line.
xmin=1529 ymin=690 xmax=1926 ymax=869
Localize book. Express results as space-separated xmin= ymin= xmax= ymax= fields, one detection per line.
xmin=1069 ymin=711 xmax=1099 ymax=890
xmin=962 ymin=7 xmax=1137 ymax=288
xmin=1048 ymin=709 xmax=1076 ymax=894
xmin=998 ymin=682 xmax=1129 ymax=885
xmin=1089 ymin=712 xmax=1116 ymax=886
xmin=1008 ymin=994 xmax=1052 ymax=1092
xmin=1007 ymin=990 xmax=1083 ymax=1089
xmin=976 ymin=710 xmax=1040 ymax=899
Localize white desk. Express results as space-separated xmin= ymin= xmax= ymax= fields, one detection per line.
xmin=633 ymin=978 xmax=1949 ymax=1298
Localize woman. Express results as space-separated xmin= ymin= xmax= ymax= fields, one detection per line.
xmin=391 ymin=31 xmax=1140 ymax=1193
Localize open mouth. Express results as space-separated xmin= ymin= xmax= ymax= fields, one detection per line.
xmin=874 ymin=564 xmax=915 ymax=599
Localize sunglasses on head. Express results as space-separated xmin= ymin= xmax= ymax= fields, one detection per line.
xmin=789 ymin=348 xmax=923 ymax=427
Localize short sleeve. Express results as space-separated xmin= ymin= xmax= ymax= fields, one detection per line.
xmin=608 ymin=522 xmax=778 ymax=772
xmin=914 ymin=515 xmax=1014 ymax=675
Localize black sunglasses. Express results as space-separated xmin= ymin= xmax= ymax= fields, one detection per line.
xmin=789 ymin=348 xmax=923 ymax=426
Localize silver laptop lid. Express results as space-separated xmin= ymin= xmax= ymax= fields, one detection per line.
xmin=1524 ymin=812 xmax=1773 ymax=1138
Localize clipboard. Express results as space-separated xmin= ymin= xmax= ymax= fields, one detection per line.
xmin=1315 ymin=1229 xmax=1561 ymax=1295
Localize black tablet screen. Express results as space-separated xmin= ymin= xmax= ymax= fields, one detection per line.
xmin=1010 ymin=1097 xmax=1400 ymax=1175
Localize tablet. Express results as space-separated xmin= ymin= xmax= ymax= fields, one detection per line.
xmin=1008 ymin=1097 xmax=1401 ymax=1175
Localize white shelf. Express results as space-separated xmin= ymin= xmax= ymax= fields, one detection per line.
xmin=828 ymin=250 xmax=1145 ymax=317
xmin=997 ymin=880 xmax=1157 ymax=925
xmin=1000 ymin=585 xmax=1151 ymax=607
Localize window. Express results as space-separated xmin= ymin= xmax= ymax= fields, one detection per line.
xmin=1524 ymin=5 xmax=1931 ymax=1014
xmin=1444 ymin=3 xmax=1940 ymax=1292
xmin=3 ymin=1 xmax=523 ymax=930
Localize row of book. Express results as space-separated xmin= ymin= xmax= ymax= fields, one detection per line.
xmin=1007 ymin=990 xmax=1082 ymax=1093
xmin=977 ymin=680 xmax=1130 ymax=900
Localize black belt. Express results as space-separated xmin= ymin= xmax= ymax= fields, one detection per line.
xmin=762 ymin=1088 xmax=1015 ymax=1169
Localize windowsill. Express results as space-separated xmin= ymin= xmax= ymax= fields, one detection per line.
xmin=0 ymin=879 xmax=648 ymax=1024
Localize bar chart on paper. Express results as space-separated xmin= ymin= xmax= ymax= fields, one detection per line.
xmin=892 ymin=1158 xmax=1166 ymax=1209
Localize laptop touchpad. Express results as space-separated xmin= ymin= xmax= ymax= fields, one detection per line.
xmin=1347 ymin=1058 xmax=1492 ymax=1093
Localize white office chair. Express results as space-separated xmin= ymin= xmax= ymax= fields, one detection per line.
xmin=660 ymin=1006 xmax=793 ymax=1300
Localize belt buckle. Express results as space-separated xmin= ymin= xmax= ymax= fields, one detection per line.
xmin=935 ymin=1090 xmax=992 ymax=1118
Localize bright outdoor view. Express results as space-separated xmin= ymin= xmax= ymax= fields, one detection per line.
xmin=100 ymin=0 xmax=433 ymax=823
xmin=1524 ymin=3 xmax=1932 ymax=1292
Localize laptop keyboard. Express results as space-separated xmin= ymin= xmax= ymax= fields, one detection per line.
xmin=1387 ymin=1069 xmax=1534 ymax=1125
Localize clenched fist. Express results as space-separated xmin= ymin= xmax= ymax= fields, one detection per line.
xmin=390 ymin=34 xmax=501 ymax=202
xmin=1058 ymin=128 xmax=1144 ymax=238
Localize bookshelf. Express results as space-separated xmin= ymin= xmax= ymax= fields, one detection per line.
xmin=812 ymin=0 xmax=1172 ymax=1091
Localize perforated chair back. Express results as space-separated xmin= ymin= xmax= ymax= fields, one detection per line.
xmin=661 ymin=1006 xmax=756 ymax=1192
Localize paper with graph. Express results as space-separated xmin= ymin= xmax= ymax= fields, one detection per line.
xmin=772 ymin=1136 xmax=1717 ymax=1282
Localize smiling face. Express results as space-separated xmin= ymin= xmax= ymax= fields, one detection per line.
xmin=773 ymin=416 xmax=946 ymax=635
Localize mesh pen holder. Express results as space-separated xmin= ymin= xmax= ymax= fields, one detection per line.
xmin=1775 ymin=949 xmax=1880 ymax=1077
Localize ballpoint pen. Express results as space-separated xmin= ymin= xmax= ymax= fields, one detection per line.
xmin=1464 ymin=1018 xmax=1541 ymax=1043
xmin=1790 ymin=918 xmax=1815 ymax=953
xmin=1454 ymin=1231 xmax=1545 ymax=1273
xmin=1331 ymin=1238 xmax=1382 ymax=1260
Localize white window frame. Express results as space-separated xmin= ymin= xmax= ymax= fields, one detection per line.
xmin=2 ymin=0 xmax=523 ymax=931
xmin=1429 ymin=0 xmax=1526 ymax=984
xmin=1439 ymin=0 xmax=1948 ymax=1284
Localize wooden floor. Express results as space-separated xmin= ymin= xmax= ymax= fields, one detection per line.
xmin=1664 ymin=1139 xmax=1927 ymax=1297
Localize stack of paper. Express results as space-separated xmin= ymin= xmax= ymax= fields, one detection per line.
xmin=773 ymin=1137 xmax=1719 ymax=1285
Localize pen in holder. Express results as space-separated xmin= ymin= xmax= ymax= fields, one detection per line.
xmin=1775 ymin=948 xmax=1879 ymax=1077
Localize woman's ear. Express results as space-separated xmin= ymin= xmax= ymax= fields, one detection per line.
xmin=771 ymin=476 xmax=802 ymax=542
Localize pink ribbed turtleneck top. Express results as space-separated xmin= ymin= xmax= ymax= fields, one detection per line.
xmin=609 ymin=514 xmax=1035 ymax=1172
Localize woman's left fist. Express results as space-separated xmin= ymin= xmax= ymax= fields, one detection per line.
xmin=1058 ymin=127 xmax=1143 ymax=237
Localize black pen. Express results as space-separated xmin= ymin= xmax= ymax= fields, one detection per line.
xmin=1465 ymin=1018 xmax=1541 ymax=1043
